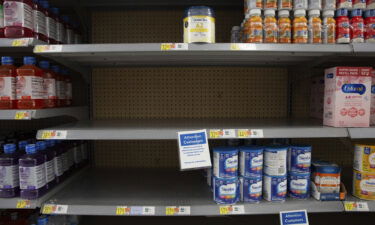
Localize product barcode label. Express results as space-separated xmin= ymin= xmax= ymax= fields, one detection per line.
xmin=166 ymin=206 xmax=191 ymax=215
xmin=40 ymin=130 xmax=67 ymax=139
xmin=344 ymin=201 xmax=369 ymax=212
xmin=16 ymin=200 xmax=31 ymax=209
xmin=209 ymin=129 xmax=236 ymax=138
xmin=161 ymin=43 xmax=188 ymax=51
xmin=14 ymin=111 xmax=32 ymax=120
xmin=34 ymin=45 xmax=63 ymax=53
xmin=42 ymin=204 xmax=68 ymax=214
xmin=219 ymin=205 xmax=245 ymax=215
xmin=237 ymin=129 xmax=264 ymax=138
xmin=12 ymin=39 xmax=29 ymax=46
xmin=278 ymin=168 xmax=286 ymax=175
xmin=116 ymin=206 xmax=155 ymax=215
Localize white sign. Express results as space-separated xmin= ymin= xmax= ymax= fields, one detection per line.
xmin=177 ymin=129 xmax=211 ymax=170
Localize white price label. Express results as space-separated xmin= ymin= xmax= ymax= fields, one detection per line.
xmin=237 ymin=129 xmax=263 ymax=138
xmin=116 ymin=206 xmax=155 ymax=215
xmin=34 ymin=45 xmax=63 ymax=53
xmin=209 ymin=129 xmax=236 ymax=138
xmin=230 ymin=44 xmax=256 ymax=51
xmin=161 ymin=43 xmax=188 ymax=51
xmin=42 ymin=204 xmax=68 ymax=214
xmin=344 ymin=201 xmax=369 ymax=212
xmin=40 ymin=130 xmax=67 ymax=139
xmin=166 ymin=206 xmax=191 ymax=215
xmin=219 ymin=205 xmax=245 ymax=215
xmin=14 ymin=111 xmax=32 ymax=120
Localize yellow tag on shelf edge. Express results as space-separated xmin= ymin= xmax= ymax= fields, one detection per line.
xmin=116 ymin=206 xmax=130 ymax=215
xmin=16 ymin=200 xmax=30 ymax=209
xmin=344 ymin=201 xmax=369 ymax=211
xmin=12 ymin=39 xmax=28 ymax=47
xmin=42 ymin=205 xmax=55 ymax=214
xmin=219 ymin=205 xmax=245 ymax=215
xmin=15 ymin=111 xmax=31 ymax=120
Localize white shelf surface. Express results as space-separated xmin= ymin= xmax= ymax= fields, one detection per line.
xmin=41 ymin=168 xmax=344 ymax=216
xmin=0 ymin=166 xmax=88 ymax=209
xmin=344 ymin=194 xmax=375 ymax=212
xmin=36 ymin=118 xmax=348 ymax=140
xmin=0 ymin=106 xmax=88 ymax=120
xmin=348 ymin=127 xmax=375 ymax=139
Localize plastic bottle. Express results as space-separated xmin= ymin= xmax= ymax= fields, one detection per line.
xmin=264 ymin=9 xmax=278 ymax=43
xmin=0 ymin=0 xmax=5 ymax=38
xmin=308 ymin=10 xmax=322 ymax=43
xmin=278 ymin=10 xmax=291 ymax=43
xmin=350 ymin=9 xmax=365 ymax=42
xmin=336 ymin=9 xmax=351 ymax=43
xmin=231 ymin=26 xmax=240 ymax=43
xmin=59 ymin=141 xmax=69 ymax=176
xmin=323 ymin=0 xmax=336 ymax=10
xmin=39 ymin=61 xmax=57 ymax=108
xmin=19 ymin=144 xmax=47 ymax=199
xmin=3 ymin=0 xmax=34 ymax=38
xmin=247 ymin=9 xmax=263 ymax=43
xmin=67 ymin=141 xmax=74 ymax=172
xmin=278 ymin=0 xmax=292 ymax=9
xmin=0 ymin=56 xmax=17 ymax=109
xmin=18 ymin=140 xmax=28 ymax=152
xmin=368 ymin=0 xmax=375 ymax=9
xmin=323 ymin=10 xmax=336 ymax=43
xmin=293 ymin=10 xmax=308 ymax=43
xmin=51 ymin=65 xmax=65 ymax=107
xmin=294 ymin=0 xmax=308 ymax=9
xmin=337 ymin=0 xmax=352 ymax=9
xmin=36 ymin=141 xmax=55 ymax=189
xmin=264 ymin=0 xmax=277 ymax=9
xmin=246 ymin=0 xmax=263 ymax=10
xmin=365 ymin=9 xmax=375 ymax=42
xmin=61 ymin=15 xmax=74 ymax=44
xmin=72 ymin=141 xmax=82 ymax=168
xmin=32 ymin=0 xmax=48 ymax=42
xmin=309 ymin=0 xmax=322 ymax=9
xmin=47 ymin=140 xmax=63 ymax=183
xmin=353 ymin=0 xmax=366 ymax=8
xmin=72 ymin=20 xmax=82 ymax=44
xmin=61 ymin=69 xmax=72 ymax=106
xmin=40 ymin=0 xmax=57 ymax=44
xmin=50 ymin=7 xmax=65 ymax=44
xmin=16 ymin=57 xmax=45 ymax=109
xmin=0 ymin=144 xmax=20 ymax=198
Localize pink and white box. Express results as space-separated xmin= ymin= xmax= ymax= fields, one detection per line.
xmin=371 ymin=70 xmax=375 ymax=125
xmin=323 ymin=67 xmax=372 ymax=127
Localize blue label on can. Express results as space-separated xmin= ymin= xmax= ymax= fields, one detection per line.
xmin=341 ymin=84 xmax=366 ymax=95
xmin=214 ymin=149 xmax=238 ymax=178
xmin=264 ymin=175 xmax=287 ymax=201
xmin=288 ymin=173 xmax=310 ymax=199
xmin=288 ymin=146 xmax=311 ymax=173
xmin=213 ymin=177 xmax=239 ymax=204
xmin=240 ymin=150 xmax=263 ymax=177
xmin=241 ymin=176 xmax=262 ymax=203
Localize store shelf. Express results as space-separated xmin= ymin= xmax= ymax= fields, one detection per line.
xmin=0 ymin=107 xmax=88 ymax=120
xmin=343 ymin=194 xmax=375 ymax=212
xmin=41 ymin=168 xmax=344 ymax=216
xmin=33 ymin=43 xmax=353 ymax=67
xmin=0 ymin=38 xmax=46 ymax=52
xmin=347 ymin=127 xmax=375 ymax=139
xmin=36 ymin=118 xmax=348 ymax=140
xmin=352 ymin=43 xmax=375 ymax=55
xmin=0 ymin=166 xmax=88 ymax=209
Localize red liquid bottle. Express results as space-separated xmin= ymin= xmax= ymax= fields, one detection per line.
xmin=0 ymin=57 xmax=17 ymax=109
xmin=61 ymin=68 xmax=72 ymax=106
xmin=3 ymin=0 xmax=34 ymax=38
xmin=16 ymin=57 xmax=45 ymax=109
xmin=51 ymin=65 xmax=65 ymax=107
xmin=50 ymin=7 xmax=64 ymax=44
xmin=32 ymin=0 xmax=48 ymax=42
xmin=350 ymin=9 xmax=365 ymax=43
xmin=40 ymin=0 xmax=57 ymax=44
xmin=0 ymin=0 xmax=5 ymax=37
xmin=39 ymin=61 xmax=56 ymax=108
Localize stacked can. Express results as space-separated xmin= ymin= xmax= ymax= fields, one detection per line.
xmin=353 ymin=144 xmax=375 ymax=200
xmin=287 ymin=145 xmax=312 ymax=199
xmin=263 ymin=145 xmax=288 ymax=201
xmin=212 ymin=146 xmax=240 ymax=204
xmin=239 ymin=146 xmax=264 ymax=203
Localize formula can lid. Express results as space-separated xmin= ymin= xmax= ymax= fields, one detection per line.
xmin=213 ymin=146 xmax=238 ymax=152
xmin=239 ymin=145 xmax=264 ymax=152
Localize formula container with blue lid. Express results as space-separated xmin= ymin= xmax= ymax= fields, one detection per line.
xmin=239 ymin=146 xmax=264 ymax=177
xmin=213 ymin=146 xmax=238 ymax=178
xmin=240 ymin=176 xmax=262 ymax=203
xmin=264 ymin=145 xmax=288 ymax=176
xmin=183 ymin=6 xmax=215 ymax=43
xmin=213 ymin=176 xmax=239 ymax=204
xmin=263 ymin=174 xmax=287 ymax=202
xmin=288 ymin=145 xmax=312 ymax=173
xmin=288 ymin=172 xmax=310 ymax=199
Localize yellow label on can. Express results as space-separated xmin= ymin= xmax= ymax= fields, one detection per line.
xmin=183 ymin=16 xmax=215 ymax=43
xmin=353 ymin=170 xmax=375 ymax=200
xmin=354 ymin=144 xmax=375 ymax=173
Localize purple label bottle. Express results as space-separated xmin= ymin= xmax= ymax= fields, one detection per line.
xmin=37 ymin=141 xmax=55 ymax=189
xmin=0 ymin=144 xmax=20 ymax=198
xmin=19 ymin=144 xmax=47 ymax=199
xmin=18 ymin=140 xmax=28 ymax=153
xmin=51 ymin=140 xmax=65 ymax=182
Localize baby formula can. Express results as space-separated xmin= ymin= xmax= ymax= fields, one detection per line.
xmin=288 ymin=145 xmax=312 ymax=173
xmin=354 ymin=144 xmax=375 ymax=173
xmin=353 ymin=169 xmax=375 ymax=200
xmin=239 ymin=146 xmax=263 ymax=177
xmin=213 ymin=176 xmax=239 ymax=204
xmin=288 ymin=172 xmax=311 ymax=199
xmin=264 ymin=145 xmax=288 ymax=176
xmin=213 ymin=146 xmax=238 ymax=178
xmin=312 ymin=161 xmax=341 ymax=193
xmin=263 ymin=174 xmax=287 ymax=201
xmin=183 ymin=6 xmax=215 ymax=43
xmin=240 ymin=176 xmax=262 ymax=203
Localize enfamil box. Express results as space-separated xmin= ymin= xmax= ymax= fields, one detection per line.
xmin=323 ymin=67 xmax=372 ymax=127
xmin=371 ymin=70 xmax=375 ymax=125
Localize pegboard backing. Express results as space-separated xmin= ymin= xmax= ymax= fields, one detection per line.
xmin=91 ymin=8 xmax=242 ymax=43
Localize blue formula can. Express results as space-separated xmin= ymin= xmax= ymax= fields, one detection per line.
xmin=288 ymin=172 xmax=310 ymax=199
xmin=264 ymin=145 xmax=288 ymax=176
xmin=288 ymin=145 xmax=312 ymax=173
xmin=263 ymin=174 xmax=287 ymax=202
xmin=239 ymin=146 xmax=263 ymax=177
xmin=213 ymin=146 xmax=238 ymax=178
xmin=240 ymin=176 xmax=262 ymax=203
xmin=213 ymin=176 xmax=239 ymax=204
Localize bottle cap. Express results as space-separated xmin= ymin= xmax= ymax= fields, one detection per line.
xmin=309 ymin=9 xmax=320 ymax=16
xmin=23 ymin=57 xmax=36 ymax=65
xmin=264 ymin=9 xmax=275 ymax=16
xmin=4 ymin=144 xmax=16 ymax=154
xmin=36 ymin=141 xmax=47 ymax=151
xmin=365 ymin=9 xmax=375 ymax=18
xmin=51 ymin=7 xmax=59 ymax=15
xmin=294 ymin=9 xmax=306 ymax=17
xmin=323 ymin=10 xmax=335 ymax=17
xmin=278 ymin=10 xmax=290 ymax=17
xmin=351 ymin=9 xmax=362 ymax=17
xmin=51 ymin=65 xmax=60 ymax=73
xmin=39 ymin=61 xmax=50 ymax=69
xmin=37 ymin=216 xmax=49 ymax=225
xmin=249 ymin=9 xmax=261 ymax=16
xmin=25 ymin=144 xmax=37 ymax=154
xmin=336 ymin=8 xmax=348 ymax=17
xmin=18 ymin=141 xmax=28 ymax=150
xmin=1 ymin=56 xmax=14 ymax=65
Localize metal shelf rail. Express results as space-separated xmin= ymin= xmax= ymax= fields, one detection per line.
xmin=0 ymin=107 xmax=88 ymax=121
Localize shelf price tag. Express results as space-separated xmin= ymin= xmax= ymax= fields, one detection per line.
xmin=12 ymin=39 xmax=29 ymax=46
xmin=14 ymin=111 xmax=32 ymax=120
xmin=166 ymin=206 xmax=190 ymax=215
xmin=280 ymin=210 xmax=309 ymax=225
xmin=344 ymin=201 xmax=369 ymax=212
xmin=34 ymin=45 xmax=62 ymax=53
xmin=209 ymin=129 xmax=236 ymax=139
xmin=16 ymin=200 xmax=31 ymax=209
xmin=230 ymin=44 xmax=256 ymax=51
xmin=40 ymin=130 xmax=67 ymax=139
xmin=116 ymin=206 xmax=131 ymax=215
xmin=237 ymin=129 xmax=263 ymax=138
xmin=42 ymin=204 xmax=68 ymax=214
xmin=116 ymin=206 xmax=155 ymax=215
xmin=161 ymin=43 xmax=188 ymax=51
xmin=219 ymin=205 xmax=244 ymax=215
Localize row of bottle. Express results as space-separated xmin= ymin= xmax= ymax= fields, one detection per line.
xmin=244 ymin=0 xmax=375 ymax=11
xmin=0 ymin=56 xmax=73 ymax=109
xmin=0 ymin=140 xmax=88 ymax=199
xmin=232 ymin=9 xmax=375 ymax=43
xmin=36 ymin=215 xmax=81 ymax=225
xmin=0 ymin=0 xmax=82 ymax=44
